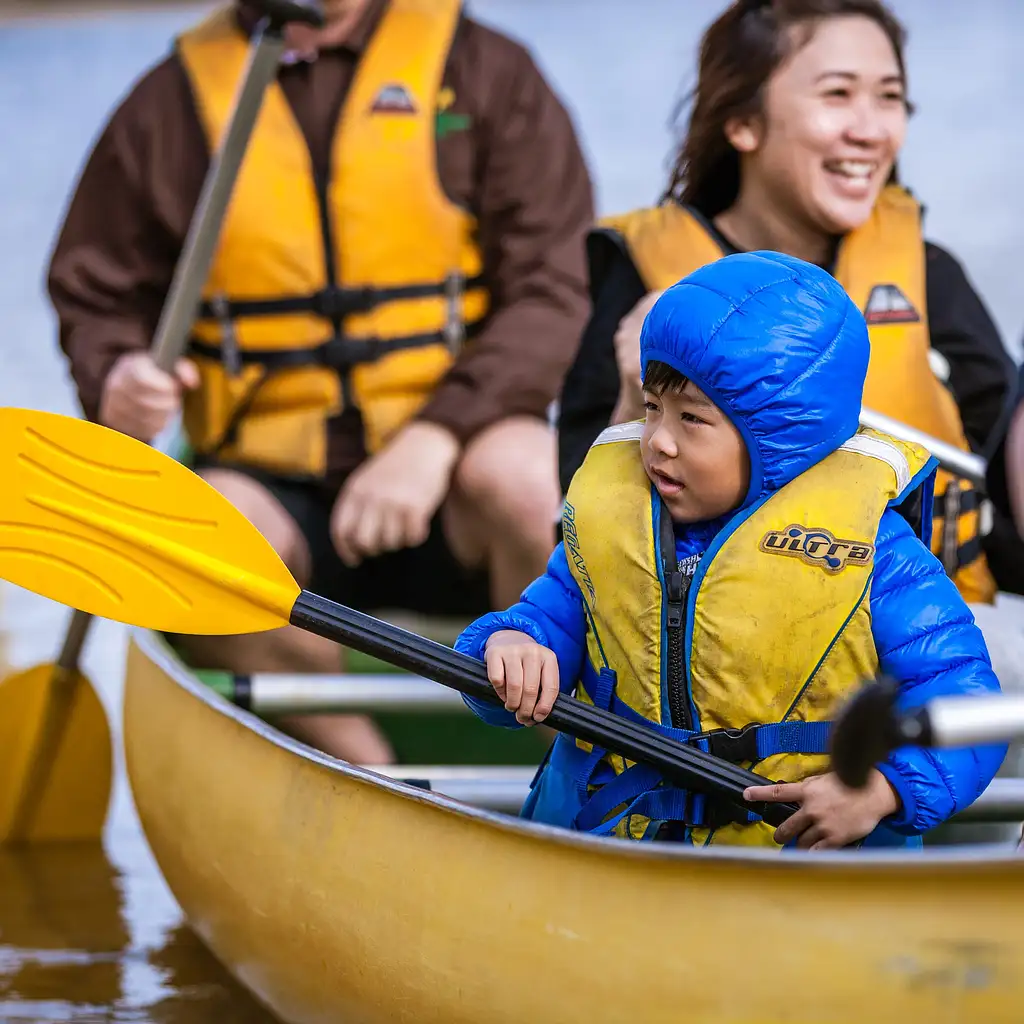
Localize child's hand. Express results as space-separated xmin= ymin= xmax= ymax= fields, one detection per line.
xmin=483 ymin=630 xmax=560 ymax=726
xmin=743 ymin=770 xmax=900 ymax=850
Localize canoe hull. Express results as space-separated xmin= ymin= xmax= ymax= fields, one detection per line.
xmin=124 ymin=630 xmax=1024 ymax=1024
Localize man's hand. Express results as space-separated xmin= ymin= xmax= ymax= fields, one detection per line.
xmin=610 ymin=289 xmax=663 ymax=424
xmin=744 ymin=769 xmax=901 ymax=850
xmin=331 ymin=421 xmax=461 ymax=566
xmin=99 ymin=351 xmax=199 ymax=442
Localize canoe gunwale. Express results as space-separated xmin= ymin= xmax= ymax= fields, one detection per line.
xmin=130 ymin=626 xmax=1024 ymax=871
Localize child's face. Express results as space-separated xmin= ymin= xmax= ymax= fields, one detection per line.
xmin=641 ymin=381 xmax=751 ymax=523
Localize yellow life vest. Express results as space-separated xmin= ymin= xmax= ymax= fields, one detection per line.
xmin=175 ymin=0 xmax=489 ymax=478
xmin=597 ymin=185 xmax=995 ymax=605
xmin=562 ymin=421 xmax=933 ymax=847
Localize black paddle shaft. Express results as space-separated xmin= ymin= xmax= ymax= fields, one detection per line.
xmin=289 ymin=591 xmax=799 ymax=827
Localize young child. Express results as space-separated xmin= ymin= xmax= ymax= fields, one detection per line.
xmin=454 ymin=251 xmax=1005 ymax=850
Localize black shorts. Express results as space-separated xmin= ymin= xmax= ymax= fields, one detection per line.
xmin=205 ymin=463 xmax=492 ymax=618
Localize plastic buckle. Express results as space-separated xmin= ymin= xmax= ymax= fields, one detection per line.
xmin=442 ymin=270 xmax=466 ymax=354
xmin=703 ymin=799 xmax=750 ymax=830
xmin=701 ymin=723 xmax=759 ymax=764
xmin=979 ymin=498 xmax=994 ymax=537
xmin=209 ymin=293 xmax=242 ymax=377
xmin=311 ymin=286 xmax=375 ymax=319
xmin=320 ymin=337 xmax=377 ymax=372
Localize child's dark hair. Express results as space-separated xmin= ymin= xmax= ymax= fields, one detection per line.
xmin=642 ymin=360 xmax=691 ymax=396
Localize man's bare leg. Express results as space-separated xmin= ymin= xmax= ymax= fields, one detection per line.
xmin=444 ymin=416 xmax=560 ymax=609
xmin=174 ymin=468 xmax=394 ymax=765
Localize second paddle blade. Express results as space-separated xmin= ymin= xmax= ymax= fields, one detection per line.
xmin=0 ymin=409 xmax=300 ymax=634
xmin=0 ymin=663 xmax=111 ymax=843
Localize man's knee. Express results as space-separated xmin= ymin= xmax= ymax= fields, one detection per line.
xmin=197 ymin=467 xmax=310 ymax=581
xmin=453 ymin=417 xmax=559 ymax=531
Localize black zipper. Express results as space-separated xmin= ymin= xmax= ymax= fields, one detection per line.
xmin=659 ymin=500 xmax=691 ymax=731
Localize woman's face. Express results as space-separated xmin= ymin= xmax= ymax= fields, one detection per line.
xmin=728 ymin=15 xmax=909 ymax=235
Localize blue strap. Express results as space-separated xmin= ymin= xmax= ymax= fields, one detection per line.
xmin=587 ymin=785 xmax=693 ymax=838
xmin=754 ymin=721 xmax=832 ymax=757
xmin=574 ymin=665 xmax=618 ymax=803
xmin=573 ymin=763 xmax=664 ymax=832
xmin=621 ymin=788 xmax=692 ymax=833
xmin=607 ymin=698 xmax=833 ymax=759
xmin=570 ymin=662 xmax=834 ymax=837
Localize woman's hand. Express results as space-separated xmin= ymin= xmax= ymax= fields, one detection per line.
xmin=744 ymin=769 xmax=900 ymax=850
xmin=484 ymin=630 xmax=560 ymax=725
xmin=610 ymin=289 xmax=663 ymax=424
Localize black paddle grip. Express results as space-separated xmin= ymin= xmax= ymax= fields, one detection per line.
xmin=289 ymin=590 xmax=799 ymax=827
xmin=252 ymin=0 xmax=324 ymax=28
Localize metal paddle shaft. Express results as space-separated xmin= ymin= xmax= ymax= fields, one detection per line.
xmin=151 ymin=12 xmax=318 ymax=367
xmin=9 ymin=6 xmax=324 ymax=841
xmin=924 ymin=693 xmax=1024 ymax=747
xmin=831 ymin=676 xmax=1024 ymax=790
xmin=289 ymin=592 xmax=800 ymax=827
xmin=58 ymin=9 xmax=323 ymax=674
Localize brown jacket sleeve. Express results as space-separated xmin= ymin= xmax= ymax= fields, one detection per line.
xmin=46 ymin=58 xmax=207 ymax=422
xmin=414 ymin=19 xmax=595 ymax=443
xmin=49 ymin=15 xmax=594 ymax=443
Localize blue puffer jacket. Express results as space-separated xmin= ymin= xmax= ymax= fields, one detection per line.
xmin=456 ymin=251 xmax=1006 ymax=839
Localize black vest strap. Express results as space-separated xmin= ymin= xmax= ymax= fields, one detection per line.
xmin=195 ymin=274 xmax=486 ymax=322
xmin=189 ymin=318 xmax=485 ymax=373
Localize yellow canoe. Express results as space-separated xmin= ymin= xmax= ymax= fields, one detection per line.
xmin=124 ymin=627 xmax=1024 ymax=1024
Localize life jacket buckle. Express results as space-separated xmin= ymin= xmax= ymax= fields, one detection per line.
xmin=311 ymin=285 xmax=375 ymax=320
xmin=940 ymin=479 xmax=963 ymax=577
xmin=979 ymin=498 xmax=994 ymax=537
xmin=321 ymin=337 xmax=375 ymax=372
xmin=210 ymin=293 xmax=242 ymax=377
xmin=443 ymin=270 xmax=466 ymax=355
xmin=691 ymin=722 xmax=760 ymax=764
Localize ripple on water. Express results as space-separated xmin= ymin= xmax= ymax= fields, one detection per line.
xmin=0 ymin=833 xmax=279 ymax=1022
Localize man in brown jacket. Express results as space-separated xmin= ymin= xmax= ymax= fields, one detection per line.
xmin=48 ymin=0 xmax=594 ymax=762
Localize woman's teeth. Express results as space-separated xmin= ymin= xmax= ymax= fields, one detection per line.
xmin=825 ymin=159 xmax=877 ymax=183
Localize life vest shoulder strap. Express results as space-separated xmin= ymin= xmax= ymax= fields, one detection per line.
xmin=595 ymin=203 xmax=726 ymax=291
xmin=839 ymin=427 xmax=935 ymax=503
xmin=590 ymin=421 xmax=644 ymax=447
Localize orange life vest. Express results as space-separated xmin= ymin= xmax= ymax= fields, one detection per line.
xmin=597 ymin=185 xmax=996 ymax=605
xmin=175 ymin=0 xmax=488 ymax=478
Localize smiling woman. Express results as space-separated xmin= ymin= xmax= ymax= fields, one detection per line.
xmin=557 ymin=0 xmax=1023 ymax=605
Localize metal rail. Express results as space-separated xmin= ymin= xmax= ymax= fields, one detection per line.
xmin=221 ymin=673 xmax=471 ymax=714
xmin=859 ymin=407 xmax=987 ymax=489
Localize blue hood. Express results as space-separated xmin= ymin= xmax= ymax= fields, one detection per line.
xmin=639 ymin=250 xmax=869 ymax=509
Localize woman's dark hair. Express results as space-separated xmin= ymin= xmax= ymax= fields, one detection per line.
xmin=664 ymin=0 xmax=913 ymax=218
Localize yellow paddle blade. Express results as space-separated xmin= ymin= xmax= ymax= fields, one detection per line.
xmin=0 ymin=664 xmax=111 ymax=843
xmin=0 ymin=408 xmax=300 ymax=635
